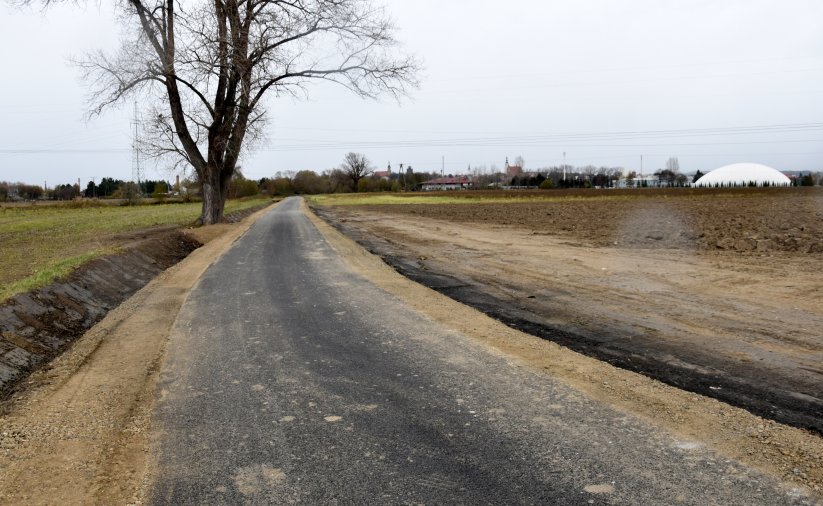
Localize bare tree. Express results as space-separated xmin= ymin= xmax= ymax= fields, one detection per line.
xmin=665 ymin=157 xmax=681 ymax=174
xmin=25 ymin=0 xmax=419 ymax=224
xmin=341 ymin=152 xmax=373 ymax=190
xmin=513 ymin=155 xmax=525 ymax=170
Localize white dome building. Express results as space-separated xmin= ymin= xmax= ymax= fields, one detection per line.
xmin=692 ymin=162 xmax=791 ymax=188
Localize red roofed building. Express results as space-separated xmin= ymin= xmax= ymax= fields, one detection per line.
xmin=506 ymin=165 xmax=523 ymax=177
xmin=504 ymin=157 xmax=523 ymax=177
xmin=421 ymin=176 xmax=474 ymax=191
xmin=373 ymin=162 xmax=392 ymax=180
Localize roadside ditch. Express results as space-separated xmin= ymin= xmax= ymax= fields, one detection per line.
xmin=0 ymin=203 xmax=269 ymax=400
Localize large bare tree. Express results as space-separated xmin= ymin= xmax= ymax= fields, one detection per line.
xmin=27 ymin=0 xmax=418 ymax=223
xmin=340 ymin=151 xmax=372 ymax=189
xmin=665 ymin=157 xmax=681 ymax=174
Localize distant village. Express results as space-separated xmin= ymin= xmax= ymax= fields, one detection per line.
xmin=1 ymin=155 xmax=821 ymax=202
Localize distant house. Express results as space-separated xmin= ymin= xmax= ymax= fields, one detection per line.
xmin=506 ymin=164 xmax=523 ymax=177
xmin=504 ymin=157 xmax=523 ymax=177
xmin=421 ymin=176 xmax=474 ymax=191
xmin=615 ymin=174 xmax=664 ymax=188
xmin=373 ymin=163 xmax=392 ymax=181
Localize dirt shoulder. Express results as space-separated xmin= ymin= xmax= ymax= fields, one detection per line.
xmin=314 ymin=205 xmax=823 ymax=434
xmin=0 ymin=203 xmax=277 ymax=505
xmin=0 ymin=228 xmax=200 ymax=399
xmin=306 ymin=200 xmax=823 ymax=497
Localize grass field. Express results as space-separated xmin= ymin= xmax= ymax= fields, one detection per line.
xmin=0 ymin=197 xmax=272 ymax=302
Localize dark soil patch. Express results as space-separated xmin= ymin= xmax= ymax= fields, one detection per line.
xmin=0 ymin=230 xmax=201 ymax=399
xmin=314 ymin=206 xmax=823 ymax=436
xmin=348 ymin=187 xmax=823 ymax=254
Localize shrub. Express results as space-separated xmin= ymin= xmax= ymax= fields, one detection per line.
xmin=229 ymin=176 xmax=259 ymax=198
xmin=152 ymin=181 xmax=169 ymax=201
xmin=115 ymin=182 xmax=143 ymax=206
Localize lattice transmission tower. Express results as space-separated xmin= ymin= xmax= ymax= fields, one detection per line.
xmin=131 ymin=102 xmax=144 ymax=194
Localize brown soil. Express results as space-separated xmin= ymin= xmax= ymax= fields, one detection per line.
xmin=305 ymin=199 xmax=823 ymax=498
xmin=362 ymin=187 xmax=823 ymax=254
xmin=312 ymin=188 xmax=823 ymax=434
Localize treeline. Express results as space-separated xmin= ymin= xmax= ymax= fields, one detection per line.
xmin=795 ymin=173 xmax=821 ymax=186
xmin=83 ymin=178 xmax=173 ymax=198
xmin=0 ymin=179 xmax=174 ymax=202
xmin=5 ymin=163 xmax=819 ymax=203
xmin=257 ymin=168 xmax=438 ymax=195
xmin=0 ymin=182 xmax=44 ymax=201
xmin=469 ymin=165 xmax=626 ymax=189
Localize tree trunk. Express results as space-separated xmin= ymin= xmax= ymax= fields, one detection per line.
xmin=200 ymin=166 xmax=226 ymax=225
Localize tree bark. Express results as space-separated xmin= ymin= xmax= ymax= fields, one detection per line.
xmin=200 ymin=166 xmax=227 ymax=225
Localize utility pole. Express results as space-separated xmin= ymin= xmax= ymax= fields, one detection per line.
xmin=132 ymin=102 xmax=144 ymax=195
xmin=441 ymin=155 xmax=445 ymax=177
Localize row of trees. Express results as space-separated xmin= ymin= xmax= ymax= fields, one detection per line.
xmin=5 ymin=153 xmax=820 ymax=203
xmin=0 ymin=182 xmax=44 ymax=201
xmin=83 ymin=179 xmax=172 ymax=198
xmin=797 ymin=173 xmax=821 ymax=186
xmin=0 ymin=179 xmax=174 ymax=202
xmin=259 ymin=170 xmax=438 ymax=196
xmin=468 ymin=163 xmax=625 ymax=189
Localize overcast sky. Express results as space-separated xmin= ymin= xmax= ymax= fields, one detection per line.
xmin=1 ymin=0 xmax=821 ymax=186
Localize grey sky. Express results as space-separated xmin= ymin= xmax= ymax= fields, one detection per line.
xmin=1 ymin=0 xmax=821 ymax=187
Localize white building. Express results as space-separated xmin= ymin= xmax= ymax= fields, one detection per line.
xmin=692 ymin=163 xmax=791 ymax=187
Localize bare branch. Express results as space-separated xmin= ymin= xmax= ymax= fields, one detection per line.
xmin=20 ymin=0 xmax=419 ymax=223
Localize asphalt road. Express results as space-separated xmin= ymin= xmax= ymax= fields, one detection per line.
xmin=149 ymin=197 xmax=812 ymax=505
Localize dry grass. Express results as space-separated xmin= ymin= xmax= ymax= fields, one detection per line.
xmin=0 ymin=198 xmax=271 ymax=302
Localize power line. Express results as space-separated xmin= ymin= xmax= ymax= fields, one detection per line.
xmin=1 ymin=122 xmax=821 ymax=155
xmin=264 ymin=123 xmax=823 ymax=151
xmin=0 ymin=148 xmax=128 ymax=154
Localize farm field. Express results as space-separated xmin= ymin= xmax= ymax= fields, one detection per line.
xmin=312 ymin=188 xmax=823 ymax=433
xmin=0 ymin=197 xmax=272 ymax=302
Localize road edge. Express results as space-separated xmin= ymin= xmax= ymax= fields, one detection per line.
xmin=303 ymin=199 xmax=823 ymax=498
xmin=0 ymin=202 xmax=279 ymax=505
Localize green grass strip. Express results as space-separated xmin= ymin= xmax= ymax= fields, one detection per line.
xmin=0 ymin=249 xmax=111 ymax=303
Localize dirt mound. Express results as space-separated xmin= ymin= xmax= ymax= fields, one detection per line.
xmin=0 ymin=230 xmax=200 ymax=399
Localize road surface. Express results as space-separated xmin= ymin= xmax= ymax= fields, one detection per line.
xmin=149 ymin=197 xmax=811 ymax=504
